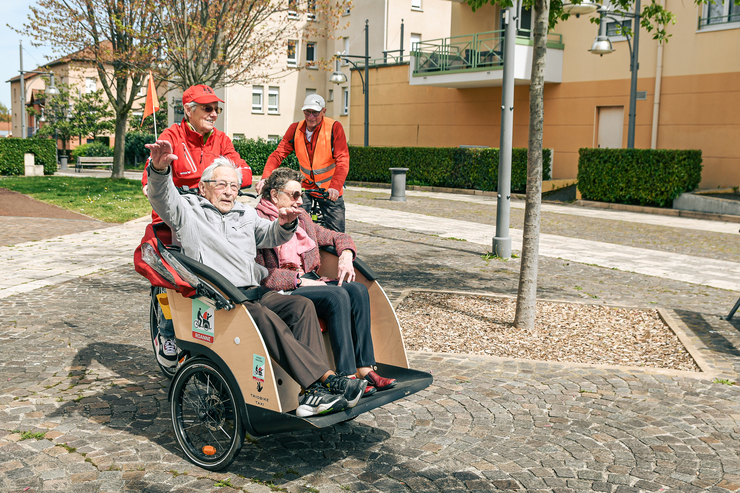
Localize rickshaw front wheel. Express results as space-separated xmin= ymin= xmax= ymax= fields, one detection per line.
xmin=171 ymin=359 xmax=244 ymax=470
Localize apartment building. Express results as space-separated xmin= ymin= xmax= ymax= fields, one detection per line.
xmin=345 ymin=0 xmax=738 ymax=189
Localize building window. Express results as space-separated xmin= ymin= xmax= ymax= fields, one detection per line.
xmin=410 ymin=33 xmax=421 ymax=51
xmin=343 ymin=4 xmax=351 ymax=15
xmin=252 ymin=86 xmax=264 ymax=113
xmin=328 ymin=89 xmax=334 ymax=102
xmin=268 ymin=86 xmax=279 ymax=114
xmin=411 ymin=0 xmax=422 ymax=11
xmin=700 ymin=0 xmax=740 ymax=27
xmin=287 ymin=40 xmax=297 ymax=66
xmin=85 ymin=77 xmax=97 ymax=93
xmin=233 ymin=133 xmax=245 ymax=140
xmin=342 ymin=37 xmax=350 ymax=65
xmin=605 ymin=18 xmax=632 ymax=38
xmin=288 ymin=0 xmax=298 ymax=19
xmin=306 ymin=88 xmax=316 ymax=97
xmin=267 ymin=134 xmax=280 ymax=144
xmin=306 ymin=42 xmax=316 ymax=68
xmin=342 ymin=87 xmax=349 ymax=114
xmin=307 ymin=0 xmax=316 ymax=21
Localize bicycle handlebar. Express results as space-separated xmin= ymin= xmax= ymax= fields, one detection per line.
xmin=304 ymin=188 xmax=330 ymax=199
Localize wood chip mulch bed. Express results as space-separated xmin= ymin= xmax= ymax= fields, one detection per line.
xmin=396 ymin=292 xmax=700 ymax=372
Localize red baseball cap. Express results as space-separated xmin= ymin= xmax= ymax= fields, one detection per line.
xmin=182 ymin=84 xmax=224 ymax=105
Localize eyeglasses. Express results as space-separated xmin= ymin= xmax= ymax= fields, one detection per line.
xmin=279 ymin=189 xmax=302 ymax=200
xmin=203 ymin=180 xmax=239 ymax=191
xmin=303 ymin=110 xmax=321 ymax=117
xmin=199 ymin=104 xmax=223 ymax=114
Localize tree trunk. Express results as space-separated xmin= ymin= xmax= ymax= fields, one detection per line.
xmin=111 ymin=112 xmax=127 ymax=179
xmin=110 ymin=76 xmax=129 ymax=179
xmin=513 ymin=0 xmax=550 ymax=329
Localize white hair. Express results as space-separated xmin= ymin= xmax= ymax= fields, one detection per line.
xmin=201 ymin=157 xmax=242 ymax=188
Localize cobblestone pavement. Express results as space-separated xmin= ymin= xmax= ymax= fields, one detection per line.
xmin=1 ymin=188 xmax=740 ymax=492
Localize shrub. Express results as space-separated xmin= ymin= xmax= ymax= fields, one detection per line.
xmin=347 ymin=146 xmax=552 ymax=192
xmin=125 ymin=131 xmax=156 ymax=168
xmin=233 ymin=137 xmax=299 ymax=175
xmin=71 ymin=142 xmax=114 ymax=161
xmin=577 ymin=148 xmax=703 ymax=207
xmin=0 ymin=138 xmax=57 ymax=175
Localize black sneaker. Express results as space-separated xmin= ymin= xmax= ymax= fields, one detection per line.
xmin=322 ymin=374 xmax=367 ymax=408
xmin=296 ymin=383 xmax=348 ymax=417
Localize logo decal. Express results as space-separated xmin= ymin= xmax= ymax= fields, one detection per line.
xmin=252 ymin=354 xmax=265 ymax=382
xmin=191 ymin=299 xmax=215 ymax=343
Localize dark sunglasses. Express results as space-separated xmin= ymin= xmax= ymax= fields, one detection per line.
xmin=279 ymin=189 xmax=302 ymax=200
xmin=199 ymin=104 xmax=223 ymax=114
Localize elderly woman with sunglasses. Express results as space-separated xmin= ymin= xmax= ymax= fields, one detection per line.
xmin=254 ymin=168 xmax=397 ymax=396
xmin=141 ymin=84 xmax=252 ymax=205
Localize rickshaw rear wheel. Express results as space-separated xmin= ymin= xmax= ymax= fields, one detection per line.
xmin=171 ymin=359 xmax=244 ymax=470
xmin=150 ymin=286 xmax=179 ymax=379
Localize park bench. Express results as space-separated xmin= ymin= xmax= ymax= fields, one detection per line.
xmin=76 ymin=156 xmax=113 ymax=172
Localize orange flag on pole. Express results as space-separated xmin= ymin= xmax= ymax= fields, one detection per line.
xmin=141 ymin=70 xmax=160 ymax=135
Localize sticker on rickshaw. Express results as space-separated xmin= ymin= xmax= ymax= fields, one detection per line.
xmin=191 ymin=298 xmax=215 ymax=343
xmin=252 ymin=354 xmax=265 ymax=382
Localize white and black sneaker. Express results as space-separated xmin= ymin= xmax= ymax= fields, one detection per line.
xmin=322 ymin=374 xmax=367 ymax=408
xmin=154 ymin=334 xmax=178 ymax=368
xmin=296 ymin=383 xmax=348 ymax=417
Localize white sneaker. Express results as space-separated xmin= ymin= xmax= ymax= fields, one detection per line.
xmin=155 ymin=335 xmax=178 ymax=367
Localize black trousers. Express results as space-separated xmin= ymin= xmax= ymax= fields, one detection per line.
xmin=301 ymin=194 xmax=345 ymax=232
xmin=243 ymin=291 xmax=329 ymax=389
xmin=292 ymin=281 xmax=375 ymax=376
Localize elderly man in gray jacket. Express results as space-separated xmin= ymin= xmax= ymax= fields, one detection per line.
xmin=145 ymin=141 xmax=366 ymax=417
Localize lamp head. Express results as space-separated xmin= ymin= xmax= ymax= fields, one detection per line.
xmin=589 ymin=35 xmax=614 ymax=55
xmin=563 ymin=0 xmax=600 ymax=15
xmin=330 ymin=71 xmax=347 ymax=85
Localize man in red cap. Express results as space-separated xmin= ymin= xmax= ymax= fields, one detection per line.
xmin=142 ymin=84 xmax=252 ymax=199
xmin=141 ymin=84 xmax=252 ymax=365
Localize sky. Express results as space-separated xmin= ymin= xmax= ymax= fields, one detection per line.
xmin=1 ymin=0 xmax=58 ymax=110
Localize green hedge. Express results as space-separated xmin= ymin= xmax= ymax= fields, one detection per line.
xmin=347 ymin=146 xmax=552 ymax=192
xmin=71 ymin=142 xmax=114 ymax=161
xmin=577 ymin=148 xmax=702 ymax=207
xmin=125 ymin=131 xmax=156 ymax=168
xmin=233 ymin=139 xmax=551 ymax=192
xmin=233 ymin=138 xmax=299 ymax=175
xmin=0 ymin=138 xmax=57 ymax=175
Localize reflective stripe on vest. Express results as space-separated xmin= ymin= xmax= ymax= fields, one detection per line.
xmin=294 ymin=117 xmax=336 ymax=189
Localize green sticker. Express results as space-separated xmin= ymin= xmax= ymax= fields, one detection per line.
xmin=253 ymin=354 xmax=266 ymax=382
xmin=191 ymin=298 xmax=215 ymax=343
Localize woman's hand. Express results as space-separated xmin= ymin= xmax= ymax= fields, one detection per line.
xmin=336 ymin=250 xmax=355 ymax=286
xmin=299 ymin=278 xmax=326 ymax=287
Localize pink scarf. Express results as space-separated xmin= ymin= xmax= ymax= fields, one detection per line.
xmin=256 ymin=198 xmax=316 ymax=273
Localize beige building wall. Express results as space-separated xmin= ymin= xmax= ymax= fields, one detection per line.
xmin=350 ymin=1 xmax=740 ymax=189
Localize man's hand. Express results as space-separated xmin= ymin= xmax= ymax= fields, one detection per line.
xmin=145 ymin=140 xmax=178 ymax=170
xmin=327 ymin=188 xmax=340 ymax=201
xmin=278 ymin=207 xmax=301 ymax=225
xmin=142 ymin=185 xmax=148 ymax=197
xmin=336 ymin=250 xmax=355 ymax=286
xmin=255 ymin=179 xmax=267 ymax=194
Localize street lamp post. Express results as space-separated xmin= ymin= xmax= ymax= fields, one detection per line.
xmin=588 ymin=0 xmax=641 ymax=149
xmin=330 ymin=20 xmax=370 ymax=147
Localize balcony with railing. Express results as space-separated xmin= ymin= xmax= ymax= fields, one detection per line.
xmin=408 ymin=30 xmax=565 ymax=88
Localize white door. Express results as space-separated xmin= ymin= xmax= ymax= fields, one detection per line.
xmin=596 ymin=106 xmax=624 ymax=148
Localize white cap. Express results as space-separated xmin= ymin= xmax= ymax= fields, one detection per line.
xmin=301 ymin=94 xmax=325 ymax=112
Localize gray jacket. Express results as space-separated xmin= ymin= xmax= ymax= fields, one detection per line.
xmin=147 ymin=167 xmax=296 ymax=287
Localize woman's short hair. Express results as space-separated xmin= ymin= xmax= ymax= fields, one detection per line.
xmin=184 ymin=101 xmax=197 ymax=121
xmin=261 ymin=167 xmax=303 ymax=200
xmin=201 ymin=157 xmax=242 ymax=188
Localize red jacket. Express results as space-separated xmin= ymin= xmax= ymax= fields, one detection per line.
xmin=262 ymin=119 xmax=349 ymax=194
xmin=255 ymin=208 xmax=356 ymax=291
xmin=142 ymin=119 xmax=251 ymax=189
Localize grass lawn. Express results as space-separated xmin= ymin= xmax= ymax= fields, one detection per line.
xmin=0 ymin=176 xmax=150 ymax=223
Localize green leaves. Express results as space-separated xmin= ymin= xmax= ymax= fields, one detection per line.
xmin=577 ymin=148 xmax=703 ymax=207
xmin=0 ymin=138 xmax=57 ymax=175
xmin=233 ymin=138 xmax=299 ymax=175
